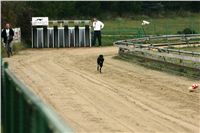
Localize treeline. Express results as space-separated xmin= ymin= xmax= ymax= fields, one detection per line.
xmin=1 ymin=1 xmax=200 ymax=43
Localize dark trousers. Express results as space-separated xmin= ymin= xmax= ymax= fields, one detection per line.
xmin=92 ymin=31 xmax=101 ymax=46
xmin=5 ymin=39 xmax=13 ymax=57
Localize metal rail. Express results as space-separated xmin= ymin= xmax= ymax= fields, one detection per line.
xmin=1 ymin=61 xmax=73 ymax=133
xmin=114 ymin=34 xmax=200 ymax=56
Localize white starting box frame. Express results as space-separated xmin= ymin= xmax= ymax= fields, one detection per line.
xmin=31 ymin=17 xmax=91 ymax=48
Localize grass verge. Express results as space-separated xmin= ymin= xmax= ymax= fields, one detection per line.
xmin=101 ymin=14 xmax=200 ymax=45
xmin=1 ymin=42 xmax=28 ymax=58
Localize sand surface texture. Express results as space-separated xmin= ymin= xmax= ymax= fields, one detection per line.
xmin=4 ymin=47 xmax=200 ymax=133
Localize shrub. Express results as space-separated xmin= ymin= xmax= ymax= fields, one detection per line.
xmin=177 ymin=28 xmax=197 ymax=34
xmin=1 ymin=42 xmax=27 ymax=58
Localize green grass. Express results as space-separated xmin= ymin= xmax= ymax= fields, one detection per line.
xmin=1 ymin=42 xmax=27 ymax=58
xmin=100 ymin=14 xmax=200 ymax=45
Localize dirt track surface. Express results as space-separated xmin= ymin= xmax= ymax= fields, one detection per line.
xmin=4 ymin=46 xmax=200 ymax=133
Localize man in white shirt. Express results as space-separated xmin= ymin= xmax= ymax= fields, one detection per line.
xmin=92 ymin=18 xmax=104 ymax=46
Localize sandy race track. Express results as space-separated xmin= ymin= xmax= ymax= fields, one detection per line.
xmin=4 ymin=46 xmax=200 ymax=133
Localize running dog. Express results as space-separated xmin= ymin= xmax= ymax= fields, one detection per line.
xmin=97 ymin=55 xmax=104 ymax=73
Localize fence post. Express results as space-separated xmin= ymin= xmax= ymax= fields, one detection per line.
xmin=192 ymin=21 xmax=194 ymax=34
xmin=165 ymin=23 xmax=168 ymax=35
xmin=13 ymin=87 xmax=20 ymax=133
xmin=31 ymin=108 xmax=37 ymax=133
xmin=1 ymin=61 xmax=7 ymax=133
xmin=18 ymin=92 xmax=25 ymax=133
xmin=4 ymin=62 xmax=13 ymax=133
xmin=10 ymin=80 xmax=16 ymax=133
xmin=199 ymin=23 xmax=200 ymax=34
xmin=24 ymin=101 xmax=32 ymax=133
xmin=154 ymin=23 xmax=156 ymax=35
xmin=37 ymin=113 xmax=46 ymax=133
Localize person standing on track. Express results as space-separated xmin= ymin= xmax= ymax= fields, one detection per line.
xmin=1 ymin=23 xmax=14 ymax=57
xmin=97 ymin=54 xmax=104 ymax=73
xmin=92 ymin=18 xmax=104 ymax=47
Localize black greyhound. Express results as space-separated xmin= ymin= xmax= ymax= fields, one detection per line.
xmin=97 ymin=55 xmax=104 ymax=73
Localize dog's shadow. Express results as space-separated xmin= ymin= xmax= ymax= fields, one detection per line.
xmin=190 ymin=89 xmax=200 ymax=93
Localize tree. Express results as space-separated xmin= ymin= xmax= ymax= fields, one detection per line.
xmin=1 ymin=1 xmax=200 ymax=44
